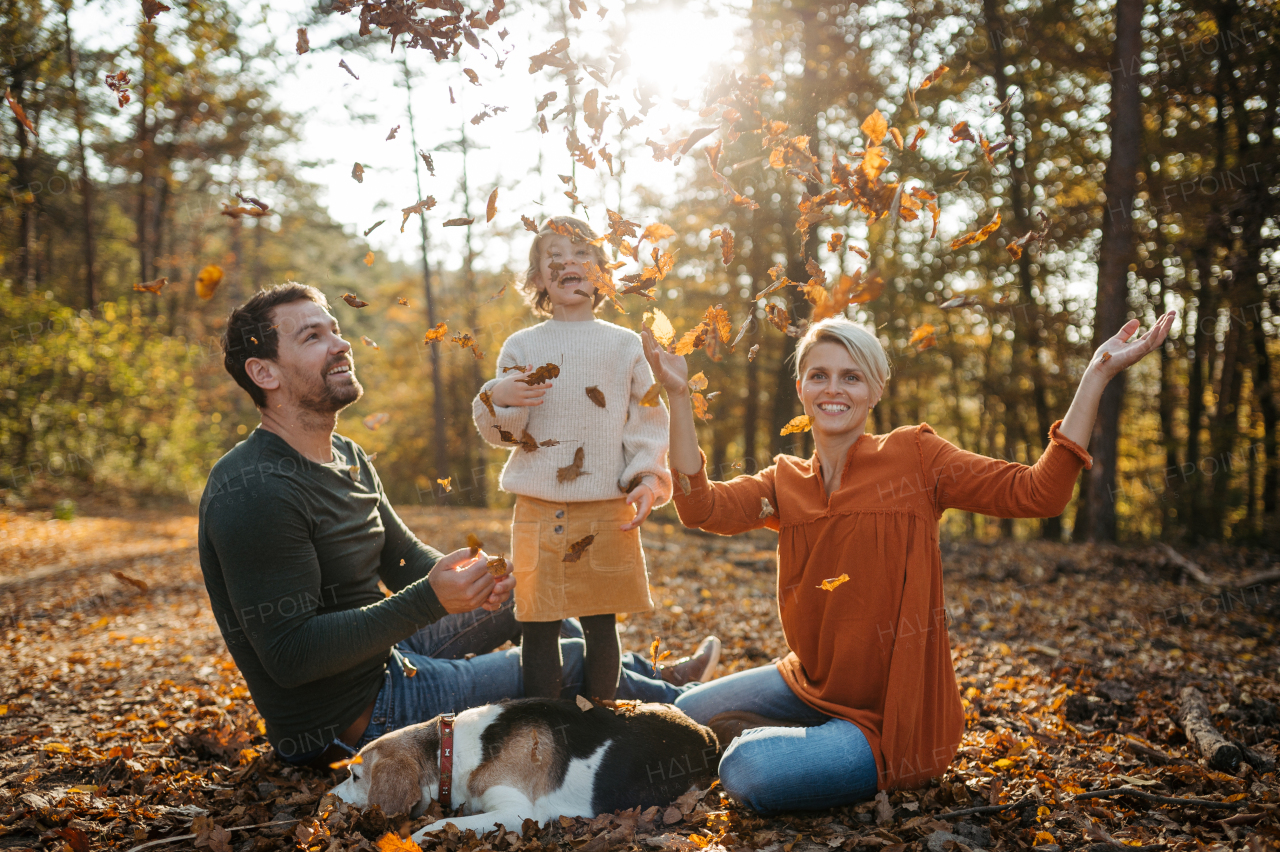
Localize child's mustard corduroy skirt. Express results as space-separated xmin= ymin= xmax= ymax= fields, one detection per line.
xmin=509 ymin=494 xmax=652 ymax=622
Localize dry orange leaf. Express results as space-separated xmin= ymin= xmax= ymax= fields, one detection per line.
xmin=437 ymin=477 xmax=452 ymax=492
xmin=133 ymin=277 xmax=167 ymax=294
xmin=819 ymin=573 xmax=850 ymax=591
xmin=861 ymin=109 xmax=888 ymax=146
xmin=363 ymin=251 xmax=375 ymax=266
xmin=467 ymin=533 xmax=483 ymax=556
xmin=518 ymin=363 xmax=560 ymax=385
xmin=687 ymin=372 xmax=708 ymax=392
xmin=643 ymin=309 xmax=675 ymax=348
xmin=423 ymin=323 xmax=449 ymax=343
xmin=375 ymin=831 xmax=421 ymax=852
xmin=585 ymin=386 xmax=606 ymax=408
xmin=640 ymin=383 xmax=661 ymax=407
xmin=780 ymin=414 xmax=813 ymax=436
xmin=557 ymin=446 xmax=589 ymax=482
xmin=342 ymin=293 xmax=369 ymax=308
xmin=363 ymin=413 xmax=390 ymax=431
xmin=486 ymin=188 xmax=498 ymax=223
xmin=950 ymin=212 xmax=1001 ymax=250
xmin=563 ymin=535 xmax=595 ymax=563
xmin=361 ymin=336 xmax=378 ymax=349
xmin=478 ymin=390 xmax=496 ymax=417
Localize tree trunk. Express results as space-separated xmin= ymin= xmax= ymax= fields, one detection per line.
xmin=63 ymin=3 xmax=96 ymax=310
xmin=1183 ymin=248 xmax=1214 ymax=540
xmin=1087 ymin=0 xmax=1145 ymax=541
xmin=402 ymin=54 xmax=451 ymax=504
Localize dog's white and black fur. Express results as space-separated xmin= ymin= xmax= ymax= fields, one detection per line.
xmin=329 ymin=698 xmax=719 ymax=841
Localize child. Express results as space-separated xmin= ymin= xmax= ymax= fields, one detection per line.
xmin=472 ymin=216 xmax=673 ymax=702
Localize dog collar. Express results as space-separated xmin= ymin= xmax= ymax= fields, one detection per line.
xmin=438 ymin=714 xmax=456 ymax=812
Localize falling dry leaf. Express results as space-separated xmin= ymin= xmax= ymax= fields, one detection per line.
xmin=133 ymin=277 xmax=167 ymax=295
xmin=338 ymin=59 xmax=359 ymax=79
xmin=748 ymin=344 xmax=760 ymax=361
xmin=949 ymin=212 xmax=1001 ymax=250
xmin=363 ymin=251 xmax=375 ymax=266
xmin=575 ymin=694 xmax=593 ymax=711
xmin=296 ymin=27 xmax=309 ymax=55
xmin=819 ymin=573 xmax=850 ymax=591
xmin=486 ymin=188 xmax=499 ymax=222
xmin=780 ymin=414 xmax=812 ymax=436
xmin=423 ymin=323 xmax=449 ymax=343
xmin=759 ymin=498 xmax=775 ymax=518
xmin=687 ymin=372 xmax=708 ymax=392
xmin=362 ymin=413 xmax=390 ymax=431
xmin=104 ymin=71 xmax=131 ymax=108
xmin=400 ymin=197 xmax=436 ymax=233
xmin=193 ymin=265 xmax=223 ymax=300
xmin=477 ymin=389 xmax=496 ymax=417
xmin=916 ymin=64 xmax=949 ymax=91
xmin=483 ymin=285 xmax=507 ymax=304
xmin=640 ymin=383 xmax=661 ymax=407
xmin=352 ymin=163 xmax=364 ymax=183
xmin=643 ymin=309 xmax=676 ymax=348
xmin=518 ymin=363 xmax=560 ymax=385
xmin=437 ymin=477 xmax=452 ymax=492
xmin=342 ymin=293 xmax=369 ymax=308
xmin=385 ymin=124 xmax=399 ymax=141
xmin=364 ymin=220 xmax=385 ymax=236
xmin=585 ymin=386 xmax=606 ymax=408
xmin=557 ymin=446 xmax=589 ymax=483
xmin=563 ymin=535 xmax=595 ymax=563
xmin=397 ymin=296 xmax=410 ymax=306
xmin=940 ymin=295 xmax=979 ymax=309
xmin=328 ymin=754 xmax=361 ymax=769
xmin=141 ymin=0 xmax=170 ymax=23
xmin=360 ymin=336 xmax=378 ymax=349
xmin=861 ymin=109 xmax=888 ymax=146
xmin=443 ymin=217 xmax=474 ymax=227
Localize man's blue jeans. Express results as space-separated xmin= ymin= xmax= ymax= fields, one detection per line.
xmin=674 ymin=664 xmax=879 ymax=813
xmin=283 ymin=596 xmax=685 ymax=764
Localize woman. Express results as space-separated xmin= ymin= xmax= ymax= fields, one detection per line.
xmin=641 ymin=309 xmax=1176 ymax=813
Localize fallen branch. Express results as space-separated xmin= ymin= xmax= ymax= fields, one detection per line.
xmin=1227 ymin=733 xmax=1277 ymax=773
xmin=1177 ymin=686 xmax=1242 ymax=773
xmin=121 ymin=819 xmax=300 ymax=852
xmin=1122 ymin=735 xmax=1174 ymax=765
xmin=1158 ymin=543 xmax=1214 ymax=586
xmin=938 ymin=796 xmax=1033 ymax=819
xmin=1072 ymin=786 xmax=1244 ymax=810
xmin=1233 ymin=568 xmax=1280 ymax=588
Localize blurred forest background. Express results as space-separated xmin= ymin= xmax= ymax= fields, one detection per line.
xmin=1 ymin=0 xmax=1277 ymax=545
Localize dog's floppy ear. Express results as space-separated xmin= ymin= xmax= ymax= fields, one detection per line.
xmin=368 ymin=755 xmax=423 ymax=817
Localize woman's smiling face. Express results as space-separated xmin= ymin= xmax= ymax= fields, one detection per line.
xmin=796 ymin=340 xmax=876 ymax=436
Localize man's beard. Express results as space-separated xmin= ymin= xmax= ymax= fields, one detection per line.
xmin=294 ymin=362 xmax=363 ymax=414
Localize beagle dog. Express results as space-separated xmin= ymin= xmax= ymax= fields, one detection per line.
xmin=329 ymin=698 xmax=719 ymax=842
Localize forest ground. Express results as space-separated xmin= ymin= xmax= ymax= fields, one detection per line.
xmin=0 ymin=503 xmax=1277 ymax=852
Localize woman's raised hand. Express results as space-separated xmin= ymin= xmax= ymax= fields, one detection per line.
xmin=1089 ymin=310 xmax=1177 ymax=380
xmin=640 ymin=326 xmax=689 ymax=394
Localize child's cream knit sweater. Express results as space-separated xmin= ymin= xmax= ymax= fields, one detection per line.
xmin=472 ymin=318 xmax=673 ymax=506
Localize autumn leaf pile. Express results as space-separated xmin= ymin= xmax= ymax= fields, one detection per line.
xmin=1 ymin=505 xmax=1277 ymax=851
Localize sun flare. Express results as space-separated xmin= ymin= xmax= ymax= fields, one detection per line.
xmin=621 ymin=5 xmax=743 ymax=97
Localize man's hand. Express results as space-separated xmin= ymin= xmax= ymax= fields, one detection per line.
xmin=488 ymin=366 xmax=552 ymax=408
xmin=428 ymin=548 xmax=507 ymax=613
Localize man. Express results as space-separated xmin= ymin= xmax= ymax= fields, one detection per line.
xmin=198 ymin=283 xmax=719 ymax=768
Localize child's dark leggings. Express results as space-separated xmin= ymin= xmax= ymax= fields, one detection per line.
xmin=521 ymin=614 xmax=620 ymax=701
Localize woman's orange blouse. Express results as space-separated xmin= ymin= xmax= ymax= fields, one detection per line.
xmin=671 ymin=421 xmax=1092 ymax=790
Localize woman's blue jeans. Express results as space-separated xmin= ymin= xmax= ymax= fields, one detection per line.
xmin=674 ymin=664 xmax=879 ymax=813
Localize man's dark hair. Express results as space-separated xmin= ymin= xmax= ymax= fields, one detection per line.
xmin=222 ymin=282 xmax=328 ymax=408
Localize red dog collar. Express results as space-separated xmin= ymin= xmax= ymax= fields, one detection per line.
xmin=438 ymin=714 xmax=456 ymax=812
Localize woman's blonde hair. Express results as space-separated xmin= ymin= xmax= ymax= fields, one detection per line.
xmin=519 ymin=216 xmax=610 ymax=318
xmin=794 ymin=317 xmax=891 ymax=403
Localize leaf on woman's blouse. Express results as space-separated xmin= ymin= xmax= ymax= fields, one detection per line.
xmin=518 ymin=363 xmax=560 ymax=385
xmin=780 ymin=414 xmax=812 ymax=436
xmin=562 ymin=535 xmax=595 ymax=563
xmin=557 ymin=447 xmax=589 ymax=483
xmin=819 ymin=573 xmax=850 ymax=591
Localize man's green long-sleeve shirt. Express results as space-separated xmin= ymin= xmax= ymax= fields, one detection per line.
xmin=197 ymin=428 xmax=448 ymax=759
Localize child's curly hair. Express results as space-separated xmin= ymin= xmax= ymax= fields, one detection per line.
xmin=518 ymin=216 xmax=611 ymax=318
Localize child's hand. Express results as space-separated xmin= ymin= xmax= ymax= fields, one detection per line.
xmin=640 ymin=327 xmax=688 ymax=395
xmin=621 ymin=481 xmax=656 ymax=531
xmin=489 ymin=366 xmax=552 ymax=408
